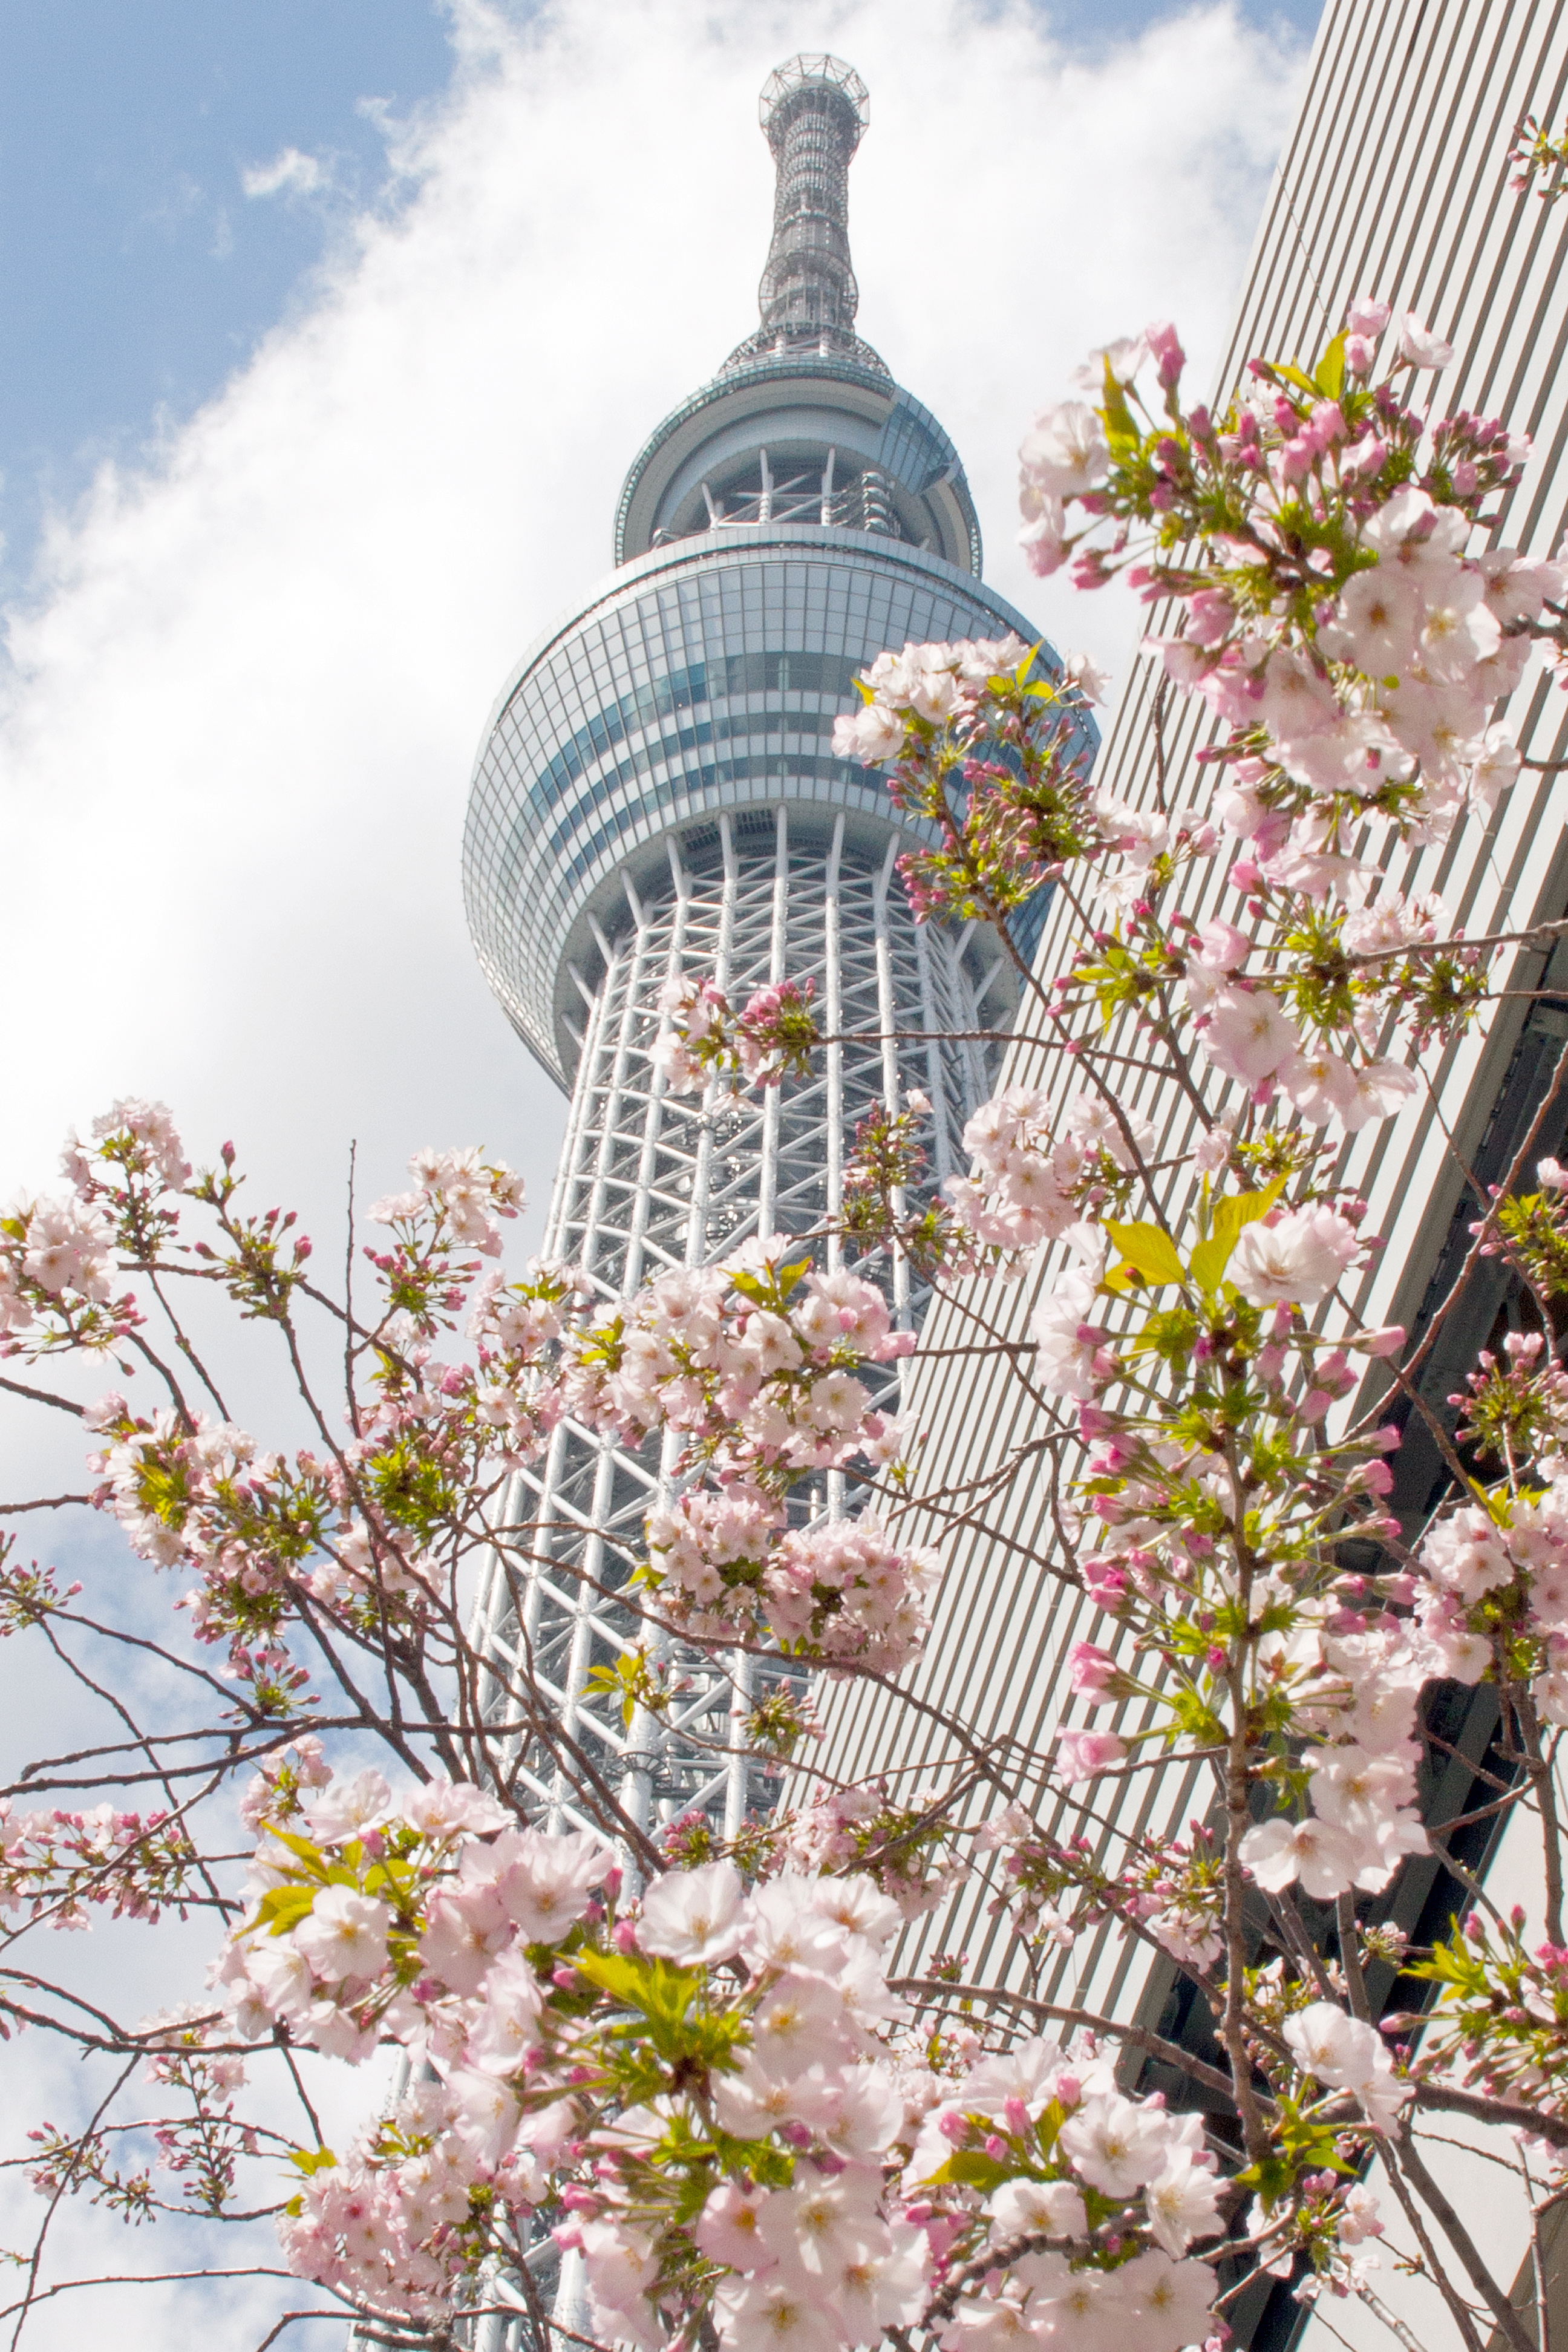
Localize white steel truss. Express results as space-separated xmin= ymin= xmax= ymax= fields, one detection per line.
xmin=469 ymin=806 xmax=990 ymax=1846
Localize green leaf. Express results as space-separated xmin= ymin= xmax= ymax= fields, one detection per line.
xmin=585 ymin=1655 xmax=644 ymax=1729
xmin=1211 ymin=1176 xmax=1284 ymax=1252
xmin=288 ymin=2146 xmax=338 ymax=2176
xmin=1190 ymin=1178 xmax=1287 ymax=1291
xmin=924 ymin=2150 xmax=1019 ymax=2193
xmin=361 ymin=1855 xmax=415 ymax=1900
xmin=258 ymin=1886 xmax=316 ymax=1935
xmin=1105 ymin=1220 xmax=1186 ymax=1289
xmin=570 ymin=1949 xmax=648 ymax=2006
xmin=1101 ymin=361 xmax=1140 ymax=451
xmin=1187 ymin=1235 xmax=1233 ymax=1295
xmin=728 ymin=1258 xmax=812 ymax=1310
xmin=1314 ymin=333 xmax=1347 ymax=401
xmin=572 ymin=1949 xmax=701 ymax=2028
xmin=262 ymin=1825 xmax=329 ymax=1872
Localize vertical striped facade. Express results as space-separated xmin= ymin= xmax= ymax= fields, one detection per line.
xmin=811 ymin=6 xmax=1568 ymax=2345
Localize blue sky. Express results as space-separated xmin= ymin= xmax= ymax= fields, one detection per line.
xmin=0 ymin=0 xmax=1320 ymax=598
xmin=0 ymin=0 xmax=452 ymax=593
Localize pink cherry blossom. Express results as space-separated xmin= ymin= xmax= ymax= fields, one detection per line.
xmin=1230 ymin=1205 xmax=1363 ymax=1307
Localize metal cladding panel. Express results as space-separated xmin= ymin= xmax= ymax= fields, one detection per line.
xmin=808 ymin=15 xmax=1568 ymax=2341
xmin=462 ymin=529 xmax=1059 ymax=1085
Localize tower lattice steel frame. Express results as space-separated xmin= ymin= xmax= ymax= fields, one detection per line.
xmin=462 ymin=55 xmax=1079 ymax=1849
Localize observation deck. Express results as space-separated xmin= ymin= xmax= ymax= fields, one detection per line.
xmin=464 ymin=524 xmax=1050 ymax=1086
xmin=463 ymin=58 xmax=1083 ymax=1086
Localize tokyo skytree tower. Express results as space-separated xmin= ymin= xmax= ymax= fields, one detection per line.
xmin=462 ymin=56 xmax=1073 ymax=1844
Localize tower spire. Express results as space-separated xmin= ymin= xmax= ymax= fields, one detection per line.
xmin=756 ymin=54 xmax=869 ymax=344
xmin=719 ymin=55 xmax=880 ymax=376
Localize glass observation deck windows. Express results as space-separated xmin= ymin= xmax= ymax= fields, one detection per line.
xmin=461 ymin=528 xmax=1082 ymax=1084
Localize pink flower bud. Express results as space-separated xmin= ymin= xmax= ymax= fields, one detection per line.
xmin=1069 ymin=1641 xmax=1119 ymax=1696
xmin=1195 ymin=916 xmax=1251 ymax=970
xmin=1347 ymin=295 xmax=1391 ymax=335
xmin=1147 ymin=319 xmax=1185 ymax=387
xmin=1054 ymin=1728 xmax=1128 ymax=1783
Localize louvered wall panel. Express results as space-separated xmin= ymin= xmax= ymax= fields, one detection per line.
xmin=812 ymin=0 xmax=1568 ymax=2086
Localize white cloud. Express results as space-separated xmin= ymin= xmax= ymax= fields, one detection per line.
xmin=0 ymin=0 xmax=1303 ymax=1250
xmin=240 ymin=145 xmax=332 ymax=200
xmin=0 ymin=4 xmax=1304 ymax=2323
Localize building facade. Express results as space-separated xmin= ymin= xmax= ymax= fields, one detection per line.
xmin=461 ymin=57 xmax=1073 ymax=1845
xmin=803 ymin=6 xmax=1568 ymax=2348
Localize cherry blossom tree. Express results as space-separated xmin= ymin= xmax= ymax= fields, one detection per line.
xmin=8 ymin=288 xmax=1568 ymax=2352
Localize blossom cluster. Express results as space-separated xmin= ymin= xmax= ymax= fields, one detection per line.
xmin=370 ymin=1145 xmax=527 ymax=1258
xmin=566 ymin=1238 xmax=933 ymax=1670
xmin=1022 ymin=303 xmax=1564 ymax=854
xmin=831 ymin=636 xmax=1035 ymax=763
xmin=1411 ymin=1904 xmax=1568 ymax=2115
xmin=648 ymin=1500 xmax=936 ymax=1674
xmin=945 ymin=1085 xmax=1157 ymax=1257
xmin=18 ymin=1098 xmax=937 ymax=1705
xmin=811 ymin=305 xmax=1567 ymax=1175
xmin=0 ymin=1096 xmax=186 ymax=1350
xmin=60 ymin=1134 xmax=566 ymax=1684
xmin=831 ymin=636 xmax=1103 ymax=929
xmin=978 ymin=1805 xmax=1223 ymax=1973
xmin=207 ymin=1755 xmax=1233 ymax=2347
xmin=652 ymin=973 xmax=821 ymax=1094
xmin=780 ymin=1780 xmax=967 ymax=1921
xmin=1509 ymin=113 xmax=1568 ymax=201
xmin=0 ymin=1800 xmax=200 ymax=1929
